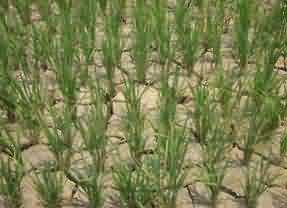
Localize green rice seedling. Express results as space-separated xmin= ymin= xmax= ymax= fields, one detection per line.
xmin=31 ymin=21 xmax=54 ymax=73
xmin=242 ymin=94 xmax=283 ymax=165
xmin=41 ymin=108 xmax=76 ymax=171
xmin=77 ymin=0 xmax=97 ymax=65
xmin=71 ymin=80 xmax=108 ymax=206
xmin=76 ymin=0 xmax=98 ymax=85
xmin=150 ymin=0 xmax=171 ymax=66
xmin=72 ymin=163 xmax=104 ymax=208
xmin=241 ymin=45 xmax=285 ymax=165
xmin=234 ymin=0 xmax=255 ymax=71
xmin=77 ymin=81 xmax=108 ymax=173
xmin=252 ymin=0 xmax=285 ymax=56
xmin=0 ymin=130 xmax=24 ymax=208
xmin=33 ymin=167 xmax=64 ymax=208
xmin=102 ymin=1 xmax=122 ymax=97
xmin=199 ymin=0 xmax=225 ymax=59
xmin=280 ymin=131 xmax=287 ymax=156
xmin=13 ymin=83 xmax=42 ymax=143
xmin=157 ymin=67 xmax=179 ymax=137
xmin=242 ymin=159 xmax=277 ymax=208
xmin=242 ymin=93 xmax=283 ymax=165
xmin=123 ymin=78 xmax=146 ymax=164
xmin=200 ymin=125 xmax=230 ymax=208
xmin=154 ymin=68 xmax=188 ymax=207
xmin=0 ymin=24 xmax=17 ymax=122
xmin=113 ymin=163 xmax=155 ymax=208
xmin=0 ymin=5 xmax=31 ymax=123
xmin=159 ymin=127 xmax=188 ymax=208
xmin=0 ymin=158 xmax=24 ymax=208
xmin=2 ymin=23 xmax=44 ymax=140
xmin=175 ymin=0 xmax=201 ymax=76
xmin=10 ymin=0 xmax=32 ymax=25
xmin=51 ymin=3 xmax=78 ymax=120
xmin=132 ymin=0 xmax=151 ymax=83
xmin=208 ymin=0 xmax=225 ymax=66
xmin=213 ymin=67 xmax=235 ymax=119
xmin=35 ymin=0 xmax=52 ymax=23
xmin=8 ymin=58 xmax=44 ymax=143
xmin=0 ymin=12 xmax=44 ymax=139
xmin=192 ymin=84 xmax=215 ymax=143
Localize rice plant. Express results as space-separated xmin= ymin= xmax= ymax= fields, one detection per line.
xmin=132 ymin=0 xmax=151 ymax=83
xmin=241 ymin=43 xmax=285 ymax=165
xmin=200 ymin=125 xmax=230 ymax=207
xmin=159 ymin=127 xmax=188 ymax=208
xmin=41 ymin=108 xmax=76 ymax=171
xmin=102 ymin=1 xmax=123 ymax=97
xmin=77 ymin=81 xmax=108 ymax=173
xmin=71 ymin=163 xmax=105 ymax=208
xmin=123 ymin=78 xmax=146 ymax=164
xmin=234 ymin=0 xmax=254 ymax=70
xmin=242 ymin=160 xmax=277 ymax=208
xmin=154 ymin=67 xmax=188 ymax=208
xmin=33 ymin=167 xmax=64 ymax=208
xmin=0 ymin=130 xmax=24 ymax=208
xmin=113 ymin=163 xmax=155 ymax=208
xmin=175 ymin=0 xmax=201 ymax=76
xmin=51 ymin=2 xmax=78 ymax=120
xmin=192 ymin=84 xmax=214 ymax=144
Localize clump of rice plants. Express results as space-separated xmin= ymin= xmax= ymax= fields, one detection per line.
xmin=0 ymin=130 xmax=24 ymax=208
xmin=33 ymin=166 xmax=64 ymax=208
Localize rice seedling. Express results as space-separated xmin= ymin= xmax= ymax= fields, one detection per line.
xmin=158 ymin=66 xmax=180 ymax=137
xmin=213 ymin=67 xmax=236 ymax=119
xmin=77 ymin=81 xmax=108 ymax=173
xmin=175 ymin=0 xmax=201 ymax=76
xmin=0 ymin=26 xmax=17 ymax=122
xmin=159 ymin=127 xmax=188 ymax=208
xmin=242 ymin=93 xmax=283 ymax=165
xmin=192 ymin=84 xmax=215 ymax=143
xmin=72 ymin=81 xmax=108 ymax=207
xmin=153 ymin=67 xmax=188 ymax=208
xmin=0 ymin=12 xmax=43 ymax=139
xmin=32 ymin=166 xmax=64 ymax=208
xmin=0 ymin=129 xmax=24 ymax=208
xmin=41 ymin=108 xmax=76 ymax=171
xmin=200 ymin=125 xmax=230 ymax=207
xmin=113 ymin=162 xmax=155 ymax=208
xmin=208 ymin=0 xmax=225 ymax=66
xmin=242 ymin=159 xmax=277 ymax=208
xmin=123 ymin=78 xmax=146 ymax=164
xmin=241 ymin=43 xmax=285 ymax=165
xmin=234 ymin=0 xmax=254 ymax=71
xmin=0 ymin=158 xmax=24 ymax=208
xmin=150 ymin=0 xmax=171 ymax=66
xmin=72 ymin=163 xmax=105 ymax=208
xmin=77 ymin=0 xmax=97 ymax=66
xmin=132 ymin=0 xmax=151 ymax=83
xmin=51 ymin=2 xmax=79 ymax=120
xmin=8 ymin=59 xmax=45 ymax=143
xmin=102 ymin=1 xmax=123 ymax=97
xmin=280 ymin=131 xmax=287 ymax=156
xmin=10 ymin=0 xmax=32 ymax=25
